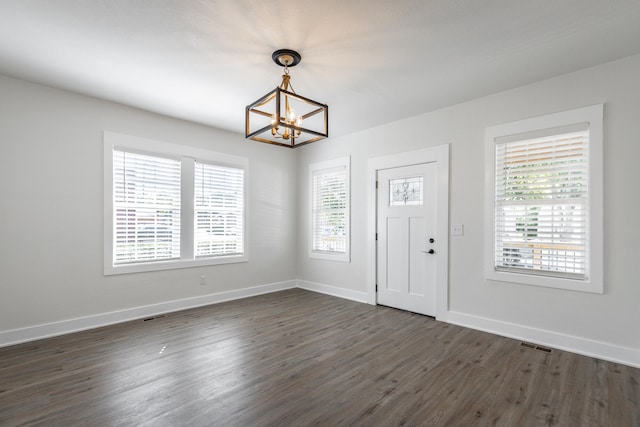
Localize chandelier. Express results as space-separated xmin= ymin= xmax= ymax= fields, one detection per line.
xmin=245 ymin=49 xmax=328 ymax=148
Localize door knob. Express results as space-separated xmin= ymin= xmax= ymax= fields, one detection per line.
xmin=422 ymin=249 xmax=435 ymax=254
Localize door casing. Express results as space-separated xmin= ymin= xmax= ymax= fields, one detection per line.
xmin=367 ymin=145 xmax=450 ymax=320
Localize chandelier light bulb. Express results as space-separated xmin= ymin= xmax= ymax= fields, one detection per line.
xmin=287 ymin=107 xmax=297 ymax=123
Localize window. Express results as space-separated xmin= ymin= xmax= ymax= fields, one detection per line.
xmin=309 ymin=157 xmax=350 ymax=262
xmin=389 ymin=176 xmax=423 ymax=206
xmin=194 ymin=162 xmax=244 ymax=258
xmin=485 ymin=105 xmax=603 ymax=293
xmin=104 ymin=132 xmax=248 ymax=275
xmin=113 ymin=150 xmax=181 ymax=265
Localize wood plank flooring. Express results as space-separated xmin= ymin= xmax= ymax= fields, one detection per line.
xmin=0 ymin=289 xmax=638 ymax=426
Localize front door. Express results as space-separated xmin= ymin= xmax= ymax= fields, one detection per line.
xmin=377 ymin=162 xmax=437 ymax=316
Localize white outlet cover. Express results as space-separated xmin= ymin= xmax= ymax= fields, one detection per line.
xmin=451 ymin=224 xmax=464 ymax=236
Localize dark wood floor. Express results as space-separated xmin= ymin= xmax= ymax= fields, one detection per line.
xmin=0 ymin=289 xmax=638 ymax=426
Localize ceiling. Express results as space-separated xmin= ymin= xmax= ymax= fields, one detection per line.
xmin=1 ymin=0 xmax=640 ymax=138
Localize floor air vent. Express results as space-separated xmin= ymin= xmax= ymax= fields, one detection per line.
xmin=520 ymin=342 xmax=552 ymax=353
xmin=142 ymin=315 xmax=166 ymax=322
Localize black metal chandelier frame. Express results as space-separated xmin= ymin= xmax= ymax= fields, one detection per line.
xmin=245 ymin=49 xmax=329 ymax=148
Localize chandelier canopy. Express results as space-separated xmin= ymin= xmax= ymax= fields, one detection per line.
xmin=245 ymin=49 xmax=329 ymax=148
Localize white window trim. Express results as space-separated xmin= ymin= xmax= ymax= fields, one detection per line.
xmin=484 ymin=105 xmax=603 ymax=293
xmin=104 ymin=131 xmax=248 ymax=275
xmin=308 ymin=156 xmax=351 ymax=262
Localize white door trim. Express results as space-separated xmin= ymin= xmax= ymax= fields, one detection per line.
xmin=367 ymin=145 xmax=450 ymax=320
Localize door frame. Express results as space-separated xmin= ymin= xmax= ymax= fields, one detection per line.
xmin=366 ymin=144 xmax=450 ymax=320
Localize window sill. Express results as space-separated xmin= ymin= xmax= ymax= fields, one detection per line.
xmin=485 ymin=269 xmax=603 ymax=294
xmin=308 ymin=251 xmax=350 ymax=263
xmin=104 ymin=254 xmax=248 ymax=275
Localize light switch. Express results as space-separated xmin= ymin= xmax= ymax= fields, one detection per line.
xmin=451 ymin=224 xmax=464 ymax=236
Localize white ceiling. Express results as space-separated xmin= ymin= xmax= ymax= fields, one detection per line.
xmin=1 ymin=0 xmax=640 ymax=138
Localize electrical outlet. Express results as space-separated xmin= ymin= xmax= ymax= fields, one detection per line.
xmin=200 ymin=275 xmax=206 ymax=286
xmin=451 ymin=224 xmax=464 ymax=236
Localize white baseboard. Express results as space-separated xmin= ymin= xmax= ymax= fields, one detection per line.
xmin=3 ymin=280 xmax=638 ymax=369
xmin=446 ymin=310 xmax=640 ymax=369
xmin=296 ymin=280 xmax=369 ymax=304
xmin=0 ymin=280 xmax=296 ymax=348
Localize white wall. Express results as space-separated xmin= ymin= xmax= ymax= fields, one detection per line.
xmin=296 ymin=54 xmax=640 ymax=363
xmin=2 ymin=52 xmax=639 ymax=366
xmin=0 ymin=75 xmax=297 ymax=336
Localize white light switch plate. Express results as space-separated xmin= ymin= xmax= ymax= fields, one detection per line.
xmin=451 ymin=224 xmax=464 ymax=236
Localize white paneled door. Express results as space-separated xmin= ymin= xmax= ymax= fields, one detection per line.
xmin=377 ymin=163 xmax=437 ymax=316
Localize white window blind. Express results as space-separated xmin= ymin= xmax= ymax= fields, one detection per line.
xmin=311 ymin=165 xmax=347 ymax=254
xmin=113 ymin=149 xmax=181 ymax=265
xmin=194 ymin=162 xmax=244 ymax=258
xmin=494 ymin=126 xmax=589 ymax=280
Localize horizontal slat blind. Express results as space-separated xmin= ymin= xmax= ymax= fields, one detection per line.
xmin=113 ymin=149 xmax=181 ymax=264
xmin=194 ymin=162 xmax=244 ymax=257
xmin=494 ymin=128 xmax=589 ymax=279
xmin=312 ymin=166 xmax=347 ymax=253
